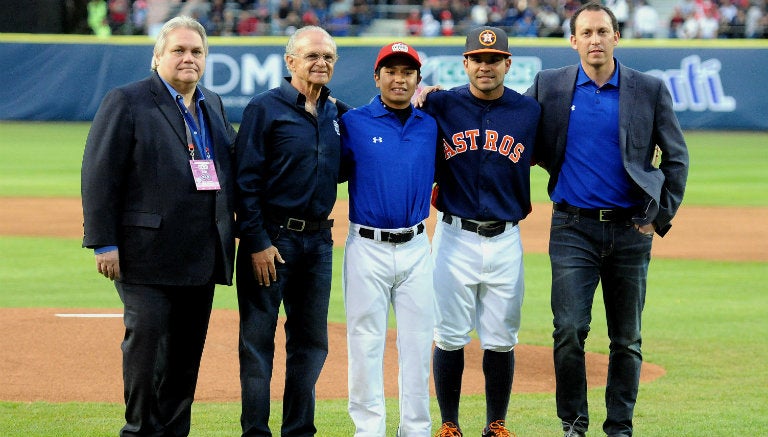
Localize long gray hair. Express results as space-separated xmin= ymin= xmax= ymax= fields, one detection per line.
xmin=151 ymin=16 xmax=208 ymax=71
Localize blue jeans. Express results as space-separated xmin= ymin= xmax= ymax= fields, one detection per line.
xmin=236 ymin=224 xmax=333 ymax=437
xmin=549 ymin=210 xmax=653 ymax=437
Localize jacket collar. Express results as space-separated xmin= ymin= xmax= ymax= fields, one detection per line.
xmin=149 ymin=72 xmax=187 ymax=146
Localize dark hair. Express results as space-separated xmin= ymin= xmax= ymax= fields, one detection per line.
xmin=570 ymin=2 xmax=619 ymax=36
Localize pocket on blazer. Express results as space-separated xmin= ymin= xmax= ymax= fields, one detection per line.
xmin=121 ymin=211 xmax=162 ymax=229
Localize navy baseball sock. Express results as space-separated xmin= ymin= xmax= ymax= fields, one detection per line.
xmin=433 ymin=346 xmax=464 ymax=425
xmin=483 ymin=349 xmax=514 ymax=425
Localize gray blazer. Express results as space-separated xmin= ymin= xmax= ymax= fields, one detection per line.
xmin=525 ymin=63 xmax=689 ymax=236
xmin=81 ymin=73 xmax=237 ymax=285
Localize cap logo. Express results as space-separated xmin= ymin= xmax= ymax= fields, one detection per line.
xmin=391 ymin=42 xmax=409 ymax=53
xmin=479 ymin=29 xmax=497 ymax=47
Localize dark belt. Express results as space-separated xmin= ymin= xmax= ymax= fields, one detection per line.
xmin=271 ymin=215 xmax=334 ymax=232
xmin=442 ymin=213 xmax=513 ymax=238
xmin=359 ymin=223 xmax=425 ymax=244
xmin=553 ymin=202 xmax=635 ymax=222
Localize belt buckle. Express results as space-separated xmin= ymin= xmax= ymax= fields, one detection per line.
xmin=388 ymin=229 xmax=414 ymax=243
xmin=598 ymin=210 xmax=611 ymax=222
xmin=286 ymin=218 xmax=306 ymax=231
xmin=477 ymin=222 xmax=505 ymax=238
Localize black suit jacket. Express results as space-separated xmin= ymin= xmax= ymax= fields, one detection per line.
xmin=82 ymin=72 xmax=237 ymax=285
xmin=525 ymin=63 xmax=689 ymax=236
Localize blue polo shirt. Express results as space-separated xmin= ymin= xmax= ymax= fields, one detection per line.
xmin=551 ymin=62 xmax=641 ymax=209
xmin=340 ymin=95 xmax=437 ymax=229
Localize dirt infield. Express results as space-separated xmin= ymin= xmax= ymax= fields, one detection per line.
xmin=0 ymin=308 xmax=663 ymax=402
xmin=1 ymin=197 xmax=765 ymax=403
xmin=2 ymin=197 xmax=766 ymax=261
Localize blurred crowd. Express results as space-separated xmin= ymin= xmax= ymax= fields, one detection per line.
xmin=85 ymin=0 xmax=376 ymax=36
xmin=81 ymin=0 xmax=768 ymax=38
xmin=667 ymin=0 xmax=768 ymax=38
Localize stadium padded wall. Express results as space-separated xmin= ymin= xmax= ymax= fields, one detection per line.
xmin=0 ymin=35 xmax=766 ymax=130
xmin=0 ymin=0 xmax=82 ymax=34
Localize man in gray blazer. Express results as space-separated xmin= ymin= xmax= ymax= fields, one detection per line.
xmin=81 ymin=16 xmax=236 ymax=437
xmin=525 ymin=3 xmax=688 ymax=437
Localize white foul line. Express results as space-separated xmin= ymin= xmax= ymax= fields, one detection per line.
xmin=55 ymin=313 xmax=123 ymax=318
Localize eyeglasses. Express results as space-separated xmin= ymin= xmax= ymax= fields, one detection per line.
xmin=292 ymin=52 xmax=338 ymax=64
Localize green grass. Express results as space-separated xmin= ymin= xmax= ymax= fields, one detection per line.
xmin=0 ymin=122 xmax=89 ymax=197
xmin=1 ymin=122 xmax=767 ymax=436
xmin=679 ymin=131 xmax=768 ymax=206
xmin=2 ymin=122 xmax=767 ymax=206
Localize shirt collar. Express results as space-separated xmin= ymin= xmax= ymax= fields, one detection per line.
xmin=576 ymin=58 xmax=620 ymax=88
xmin=280 ymin=76 xmax=331 ymax=107
xmin=159 ymin=74 xmax=205 ymax=104
xmin=370 ymin=94 xmax=417 ymax=119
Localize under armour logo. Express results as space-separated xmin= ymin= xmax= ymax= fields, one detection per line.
xmin=571 ymin=105 xmax=576 ymax=111
xmin=372 ymin=136 xmax=383 ymax=143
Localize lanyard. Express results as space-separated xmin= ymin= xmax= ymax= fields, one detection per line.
xmin=175 ymin=95 xmax=212 ymax=160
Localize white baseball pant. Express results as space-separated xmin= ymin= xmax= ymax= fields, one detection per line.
xmin=343 ymin=222 xmax=435 ymax=437
xmin=432 ymin=213 xmax=524 ymax=352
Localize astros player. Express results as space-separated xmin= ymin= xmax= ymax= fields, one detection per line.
xmin=339 ymin=42 xmax=438 ymax=436
xmin=418 ymin=27 xmax=540 ymax=437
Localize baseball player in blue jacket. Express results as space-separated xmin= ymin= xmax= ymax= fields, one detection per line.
xmin=418 ymin=26 xmax=540 ymax=437
xmin=340 ymin=42 xmax=438 ymax=437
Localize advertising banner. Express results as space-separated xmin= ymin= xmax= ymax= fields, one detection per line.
xmin=1 ymin=37 xmax=766 ymax=130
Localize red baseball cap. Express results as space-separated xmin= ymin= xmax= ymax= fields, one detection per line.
xmin=374 ymin=42 xmax=421 ymax=71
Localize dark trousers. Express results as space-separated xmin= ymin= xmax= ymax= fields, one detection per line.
xmin=237 ymin=226 xmax=333 ymax=437
xmin=549 ymin=210 xmax=653 ymax=437
xmin=115 ymin=282 xmax=215 ymax=437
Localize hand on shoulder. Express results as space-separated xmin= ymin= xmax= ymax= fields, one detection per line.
xmin=413 ymin=85 xmax=443 ymax=108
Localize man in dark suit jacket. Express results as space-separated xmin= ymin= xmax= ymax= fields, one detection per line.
xmin=81 ymin=16 xmax=236 ymax=437
xmin=525 ymin=3 xmax=688 ymax=437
